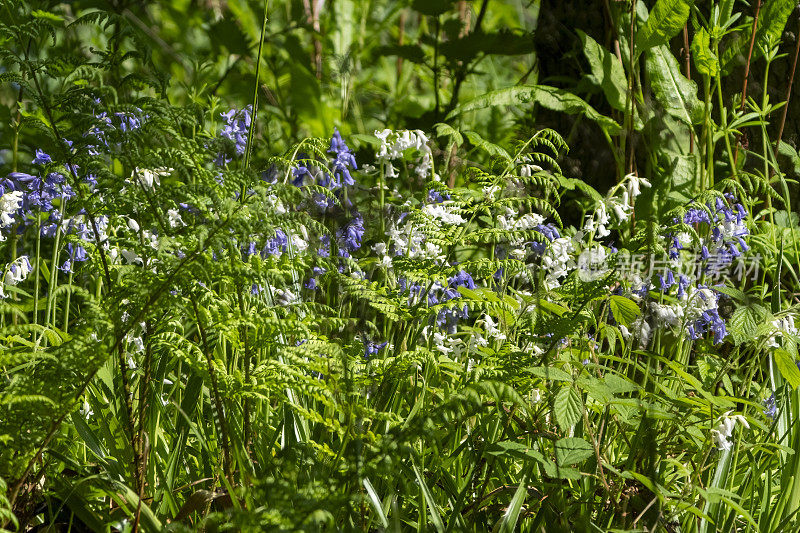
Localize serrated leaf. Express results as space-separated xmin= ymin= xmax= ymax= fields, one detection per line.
xmin=774 ymin=349 xmax=800 ymax=389
xmin=728 ymin=307 xmax=761 ymax=345
xmin=609 ymin=295 xmax=641 ymax=326
xmin=554 ymin=386 xmax=583 ymax=431
xmin=554 ymin=437 xmax=594 ymax=465
xmin=636 ymin=0 xmax=694 ymax=53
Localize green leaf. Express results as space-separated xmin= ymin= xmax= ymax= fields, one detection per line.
xmin=527 ymin=365 xmax=573 ymax=382
xmin=608 ymin=295 xmax=641 ymax=326
xmin=646 ymin=44 xmax=703 ymax=125
xmin=691 ymin=28 xmax=719 ymax=77
xmin=636 ymin=0 xmax=694 ymax=53
xmin=774 ymin=349 xmax=800 ymax=389
xmin=721 ymin=0 xmax=796 ymax=73
xmin=728 ymin=306 xmax=763 ymax=345
xmin=411 ymin=459 xmax=445 ymax=533
xmin=577 ymin=30 xmax=628 ymax=111
xmin=447 ymin=85 xmax=621 ymax=134
xmin=554 ymin=386 xmax=583 ymax=431
xmin=463 ymin=130 xmax=512 ymax=161
xmin=554 ymin=437 xmax=594 ymax=465
xmin=31 ymin=9 xmax=64 ymax=23
xmin=497 ymin=475 xmax=528 ymax=533
xmin=363 ymin=478 xmax=389 ymax=528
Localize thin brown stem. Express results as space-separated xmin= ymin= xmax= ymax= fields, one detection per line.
xmin=734 ymin=0 xmax=763 ymax=165
xmin=775 ymin=9 xmax=800 ymax=151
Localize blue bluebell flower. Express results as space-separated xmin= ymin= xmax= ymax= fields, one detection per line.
xmin=218 ymin=106 xmax=252 ymax=158
xmin=32 ymin=150 xmax=52 ymax=165
xmin=763 ymin=393 xmax=778 ymax=420
xmin=328 ymin=129 xmax=357 ymax=188
xmin=364 ymin=341 xmax=388 ymax=359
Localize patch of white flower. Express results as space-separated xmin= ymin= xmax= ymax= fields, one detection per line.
xmin=132 ymin=167 xmax=172 ymax=189
xmin=374 ymin=129 xmax=434 ymax=179
xmin=767 ymin=314 xmax=798 ymax=348
xmin=577 ymin=246 xmax=609 ymax=282
xmin=0 ymin=256 xmax=32 ymax=298
xmin=711 ymin=412 xmax=749 ymax=451
xmin=0 ymin=191 xmax=23 ymax=234
xmin=167 ymin=209 xmax=185 ymax=228
xmin=422 ymin=203 xmax=466 ymax=226
xmin=542 ymin=237 xmax=575 ymax=288
xmin=388 ymin=218 xmax=445 ymax=262
xmin=583 ymin=203 xmax=611 ymax=239
xmin=483 ymin=314 xmax=507 ymax=341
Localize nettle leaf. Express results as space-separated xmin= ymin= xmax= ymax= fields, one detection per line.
xmin=728 ymin=305 xmax=766 ymax=345
xmin=774 ymin=349 xmax=800 ymax=389
xmin=577 ymin=30 xmax=628 ymax=112
xmin=554 ymin=437 xmax=594 ymax=465
xmin=646 ymin=44 xmax=703 ymax=125
xmin=691 ymin=28 xmax=719 ymax=77
xmin=608 ymin=295 xmax=641 ymax=326
xmin=554 ymin=386 xmax=583 ymax=431
xmin=448 ymin=85 xmax=621 ymax=135
xmin=636 ymin=0 xmax=694 ymax=54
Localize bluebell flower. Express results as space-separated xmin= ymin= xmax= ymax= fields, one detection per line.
xmin=60 ymin=242 xmax=88 ymax=273
xmin=219 ymin=106 xmax=252 ymax=156
xmin=763 ymin=393 xmax=778 ymax=420
xmin=428 ymin=189 xmax=450 ymax=204
xmin=32 ymin=149 xmax=52 ymax=165
xmin=684 ymin=208 xmax=711 ymax=225
xmin=449 ymin=270 xmax=476 ymax=290
xmin=658 ymin=270 xmax=675 ymax=292
xmin=328 ymin=129 xmax=358 ymax=188
xmin=364 ymin=341 xmax=388 ymax=359
xmin=115 ymin=111 xmax=142 ymax=132
xmin=338 ymin=214 xmax=365 ymax=255
xmin=263 ymin=229 xmax=289 ymax=257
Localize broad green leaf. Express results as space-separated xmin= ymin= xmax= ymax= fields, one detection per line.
xmin=774 ymin=349 xmax=800 ymax=389
xmin=447 ymin=85 xmax=621 ymax=134
xmin=554 ymin=437 xmax=594 ymax=465
xmin=577 ymin=30 xmax=628 ymax=111
xmin=609 ymin=295 xmax=641 ymax=326
xmin=554 ymin=386 xmax=583 ymax=431
xmin=646 ymin=45 xmax=703 ymax=125
xmin=636 ymin=0 xmax=694 ymax=53
xmin=728 ymin=306 xmax=762 ymax=345
xmin=691 ymin=28 xmax=719 ymax=77
xmin=463 ymin=130 xmax=512 ymax=161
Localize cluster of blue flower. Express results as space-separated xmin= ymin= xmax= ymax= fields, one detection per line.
xmin=652 ymin=195 xmax=751 ymax=345
xmin=399 ymin=270 xmax=476 ymax=333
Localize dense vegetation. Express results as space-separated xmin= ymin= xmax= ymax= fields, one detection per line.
xmin=3 ymin=0 xmax=800 ymax=531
